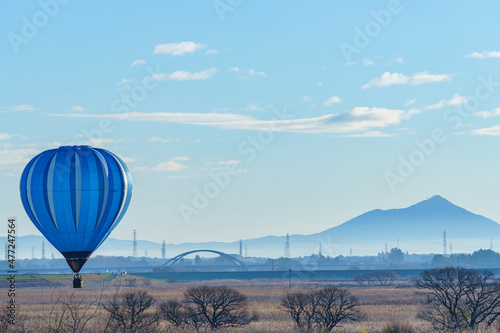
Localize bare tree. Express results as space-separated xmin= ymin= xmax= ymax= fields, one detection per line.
xmin=158 ymin=300 xmax=187 ymax=328
xmin=354 ymin=271 xmax=399 ymax=286
xmin=280 ymin=292 xmax=318 ymax=331
xmin=103 ymin=290 xmax=159 ymax=333
xmin=372 ymin=271 xmax=399 ymax=285
xmin=184 ymin=285 xmax=256 ymax=330
xmin=415 ymin=267 xmax=500 ymax=332
xmin=281 ymin=287 xmax=362 ymax=332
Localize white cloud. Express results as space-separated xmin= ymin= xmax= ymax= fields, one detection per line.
xmin=0 ymin=148 xmax=38 ymax=170
xmin=243 ymin=104 xmax=264 ymax=111
xmin=405 ymin=99 xmax=416 ymax=107
xmin=473 ymin=108 xmax=500 ymax=118
xmin=206 ymin=160 xmax=241 ymax=166
xmin=393 ymin=57 xmax=404 ymax=63
xmin=152 ymin=160 xmax=189 ymax=172
xmin=70 ymin=105 xmax=84 ymax=112
xmin=247 ymin=69 xmax=267 ymax=77
xmin=172 ymin=156 xmax=190 ymax=161
xmin=362 ymin=72 xmax=410 ymax=88
xmin=0 ymin=105 xmax=35 ymax=113
xmin=412 ymin=71 xmax=453 ymax=85
xmin=363 ymin=58 xmax=374 ymax=66
xmin=204 ymin=49 xmax=218 ymax=55
xmin=153 ymin=41 xmax=206 ymax=56
xmin=116 ymin=78 xmax=133 ymax=86
xmin=229 ymin=67 xmax=266 ymax=77
xmin=150 ymin=68 xmax=217 ymax=81
xmin=363 ymin=71 xmax=452 ymax=88
xmin=302 ymin=96 xmax=312 ymax=102
xmin=466 ymin=51 xmax=500 ymax=59
xmin=324 ymin=96 xmax=341 ymax=106
xmin=52 ymin=106 xmax=407 ymax=135
xmin=424 ymin=94 xmax=468 ymax=110
xmin=340 ymin=131 xmax=396 ymax=138
xmin=148 ymin=137 xmax=181 ymax=143
xmin=121 ymin=156 xmax=137 ymax=163
xmin=0 ymin=133 xmax=14 ymax=140
xmin=458 ymin=126 xmax=500 ymax=136
xmin=130 ymin=59 xmax=147 ymax=67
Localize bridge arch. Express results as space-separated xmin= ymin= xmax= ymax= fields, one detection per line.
xmin=161 ymin=250 xmax=246 ymax=268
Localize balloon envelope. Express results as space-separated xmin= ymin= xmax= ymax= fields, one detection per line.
xmin=20 ymin=146 xmax=132 ymax=272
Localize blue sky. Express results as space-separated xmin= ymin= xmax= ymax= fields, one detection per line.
xmin=2 ymin=1 xmax=500 ymax=249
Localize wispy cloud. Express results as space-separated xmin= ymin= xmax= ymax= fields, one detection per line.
xmin=204 ymin=49 xmax=218 ymax=55
xmin=362 ymin=58 xmax=374 ymax=66
xmin=424 ymin=94 xmax=468 ymax=110
xmin=51 ymin=107 xmax=408 ymax=135
xmin=116 ymin=78 xmax=133 ymax=86
xmin=152 ymin=160 xmax=189 ymax=172
xmin=466 ymin=51 xmax=500 ymax=59
xmin=0 ymin=147 xmax=38 ymax=170
xmin=340 ymin=131 xmax=396 ymax=138
xmin=0 ymin=105 xmax=35 ymax=113
xmin=153 ymin=41 xmax=206 ymax=56
xmin=130 ymin=59 xmax=147 ymax=67
xmin=363 ymin=71 xmax=452 ymax=88
xmin=457 ymin=126 xmax=500 ymax=136
xmin=0 ymin=133 xmax=14 ymax=140
xmin=70 ymin=105 xmax=84 ymax=112
xmin=324 ymin=96 xmax=341 ymax=106
xmin=302 ymin=96 xmax=312 ymax=102
xmin=148 ymin=137 xmax=181 ymax=143
xmin=228 ymin=67 xmax=266 ymax=78
xmin=473 ymin=108 xmax=500 ymax=118
xmin=150 ymin=68 xmax=217 ymax=81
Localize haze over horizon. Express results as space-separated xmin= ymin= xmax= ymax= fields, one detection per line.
xmin=2 ymin=1 xmax=500 ymax=246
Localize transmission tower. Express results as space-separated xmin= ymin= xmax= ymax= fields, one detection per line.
xmin=443 ymin=231 xmax=447 ymax=256
xmin=133 ymin=230 xmax=138 ymax=257
xmin=239 ymin=240 xmax=242 ymax=256
xmin=284 ymin=233 xmax=291 ymax=258
xmin=450 ymin=243 xmax=453 ymax=254
xmin=349 ymin=248 xmax=352 ymax=256
xmin=319 ymin=242 xmax=322 ymax=257
xmin=162 ymin=240 xmax=166 ymax=259
xmin=42 ymin=241 xmax=46 ymax=259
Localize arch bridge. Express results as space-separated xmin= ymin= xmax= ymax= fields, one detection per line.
xmin=161 ymin=250 xmax=246 ymax=268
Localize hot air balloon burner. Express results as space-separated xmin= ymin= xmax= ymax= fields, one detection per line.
xmin=73 ymin=273 xmax=82 ymax=288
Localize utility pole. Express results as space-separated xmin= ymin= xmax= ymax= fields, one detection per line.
xmin=443 ymin=231 xmax=447 ymax=256
xmin=285 ymin=234 xmax=291 ymax=258
xmin=133 ymin=230 xmax=138 ymax=257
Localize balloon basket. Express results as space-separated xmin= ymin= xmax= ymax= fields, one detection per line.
xmin=73 ymin=274 xmax=82 ymax=288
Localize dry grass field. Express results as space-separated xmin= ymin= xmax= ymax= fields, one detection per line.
xmin=1 ymin=273 xmax=447 ymax=332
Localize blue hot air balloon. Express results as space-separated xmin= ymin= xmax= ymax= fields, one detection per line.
xmin=19 ymin=146 xmax=132 ymax=286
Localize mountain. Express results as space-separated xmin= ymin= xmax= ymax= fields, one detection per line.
xmin=6 ymin=196 xmax=500 ymax=259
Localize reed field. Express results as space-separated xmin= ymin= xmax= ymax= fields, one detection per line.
xmin=0 ymin=273 xmax=452 ymax=332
